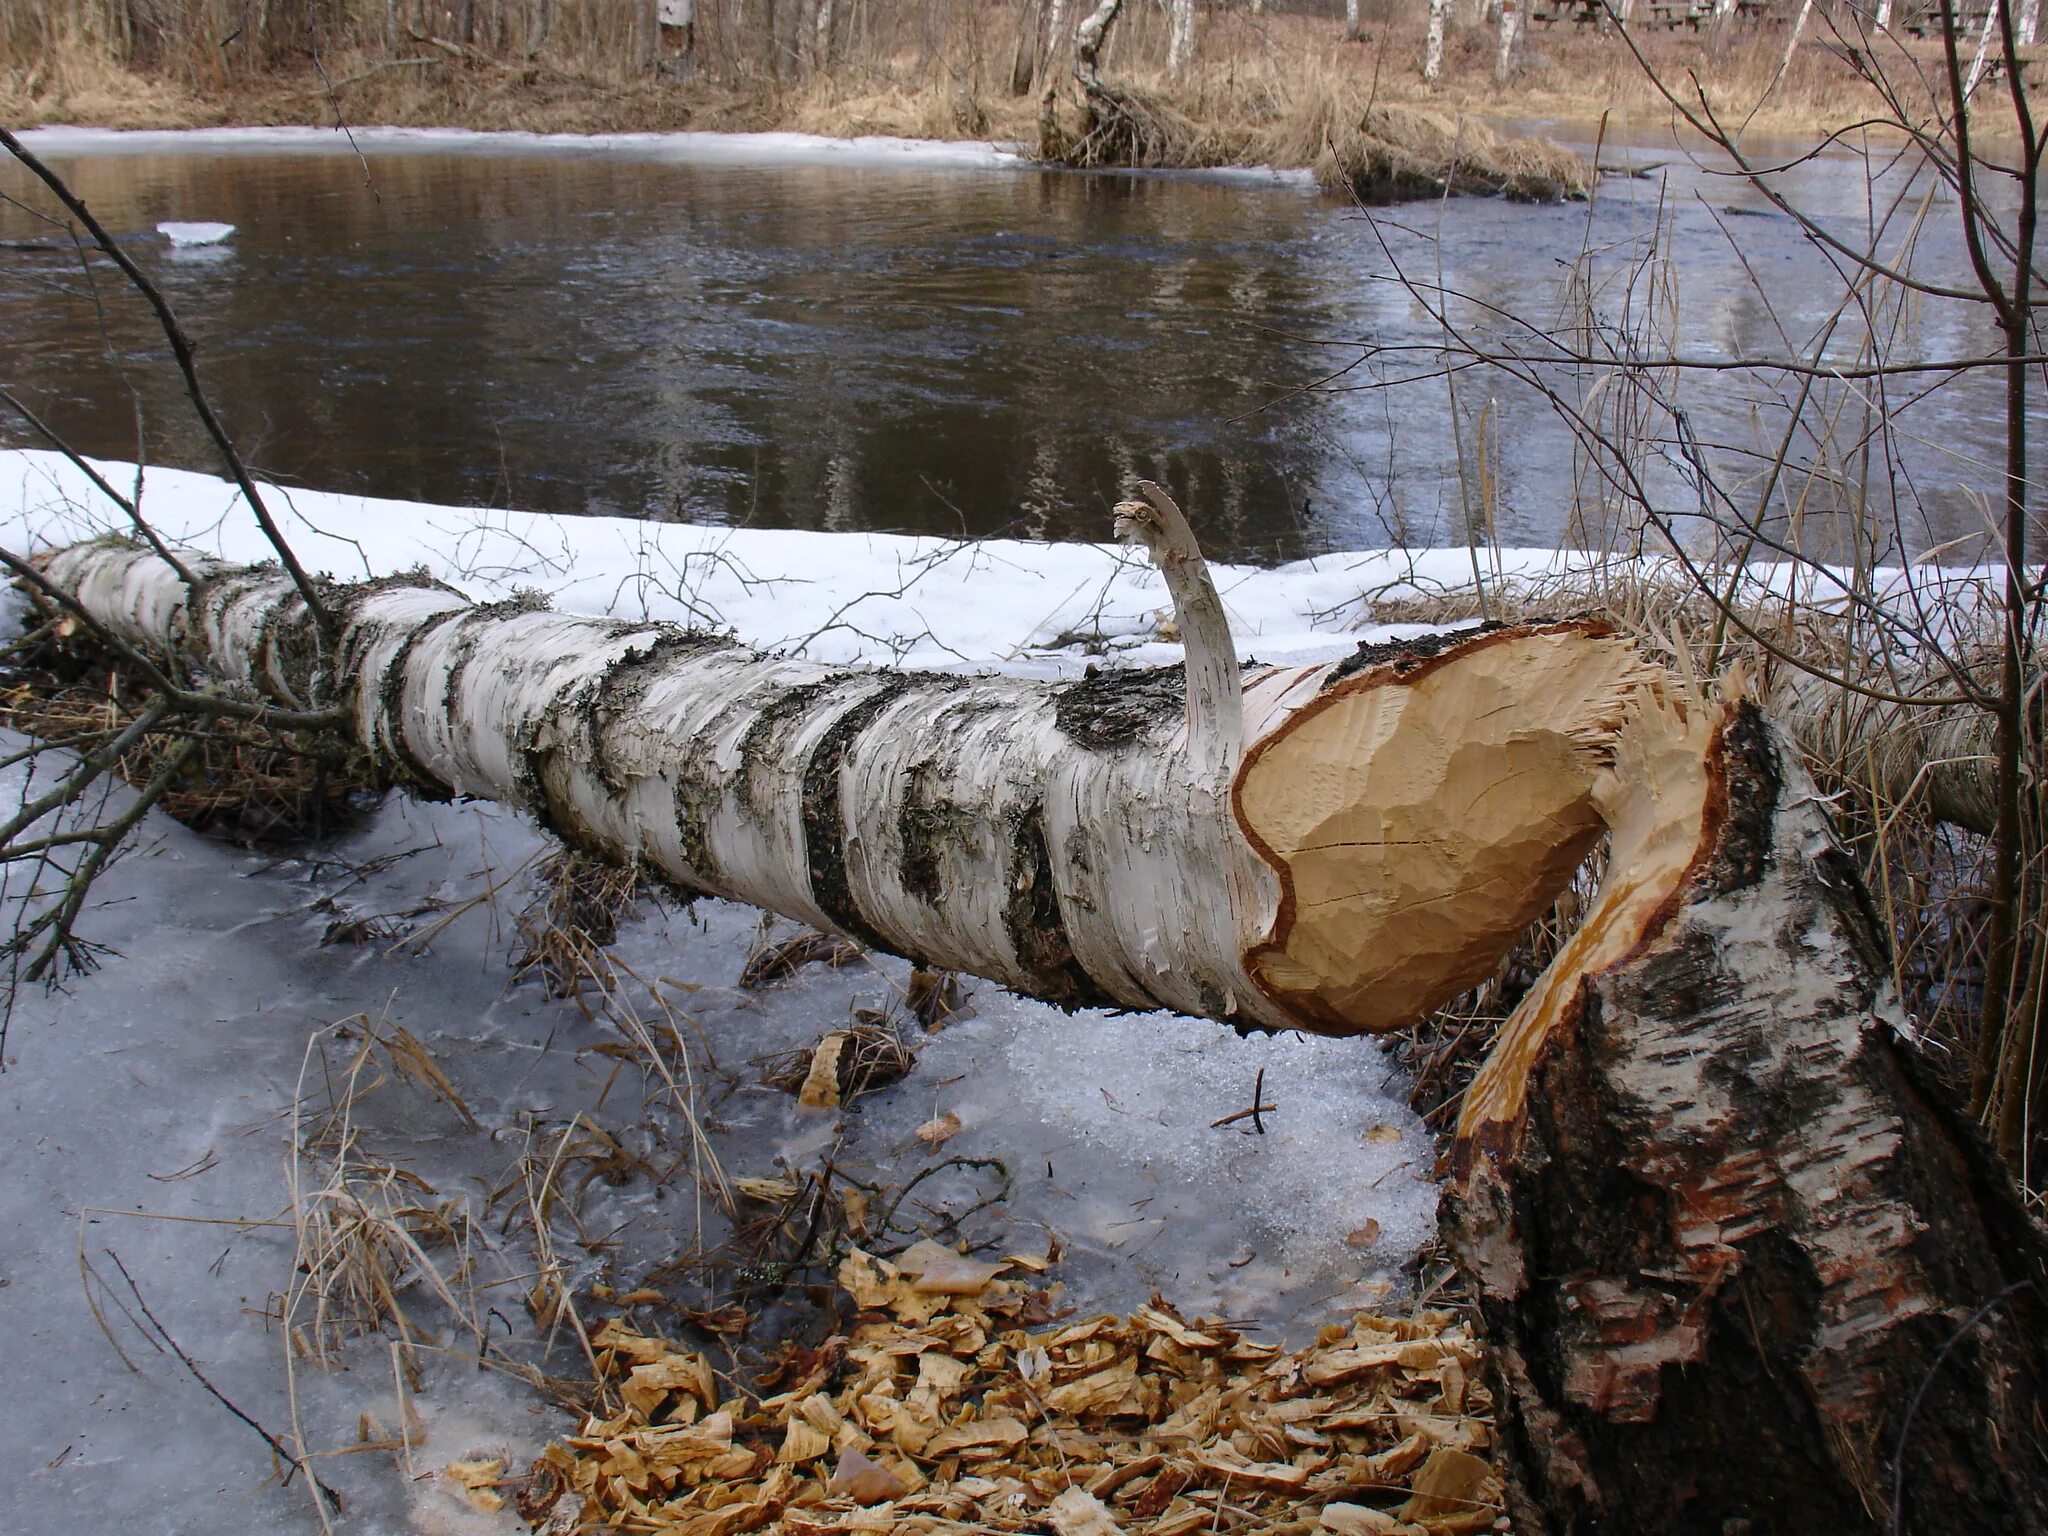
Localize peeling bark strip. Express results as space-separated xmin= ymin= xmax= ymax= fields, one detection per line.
xmin=1446 ymin=701 xmax=2048 ymax=1535
xmin=40 ymin=536 xmax=1664 ymax=1039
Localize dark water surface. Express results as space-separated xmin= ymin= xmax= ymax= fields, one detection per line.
xmin=1 ymin=132 xmax=2032 ymax=563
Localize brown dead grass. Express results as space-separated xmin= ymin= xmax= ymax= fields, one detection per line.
xmin=5 ymin=9 xmax=2035 ymax=163
xmin=0 ymin=631 xmax=375 ymax=845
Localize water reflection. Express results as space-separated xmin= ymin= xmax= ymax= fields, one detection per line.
xmin=0 ymin=137 xmax=2032 ymax=564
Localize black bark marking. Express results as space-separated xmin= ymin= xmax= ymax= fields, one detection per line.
xmin=587 ymin=630 xmax=739 ymax=795
xmin=800 ymin=676 xmax=933 ymax=950
xmin=368 ymin=605 xmax=469 ymax=798
xmin=1326 ymin=621 xmax=1503 ymax=682
xmin=1051 ymin=666 xmax=1185 ymax=748
xmin=1705 ymin=702 xmax=1781 ymax=896
xmin=1002 ymin=800 xmax=1117 ymax=1007
xmin=736 ymin=675 xmax=856 ymax=826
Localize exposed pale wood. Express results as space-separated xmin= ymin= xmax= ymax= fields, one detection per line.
xmin=1235 ymin=626 xmax=1661 ymax=1034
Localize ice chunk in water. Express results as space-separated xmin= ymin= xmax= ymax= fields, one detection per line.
xmin=157 ymin=220 xmax=235 ymax=246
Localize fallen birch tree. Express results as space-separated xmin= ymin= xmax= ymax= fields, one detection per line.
xmin=23 ymin=487 xmax=2048 ymax=1533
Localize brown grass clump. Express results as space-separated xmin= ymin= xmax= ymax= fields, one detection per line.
xmin=517 ymin=1245 xmax=1502 ymax=1535
xmin=515 ymin=848 xmax=646 ymax=1000
xmin=1302 ymin=103 xmax=1591 ymax=204
xmin=0 ymin=632 xmax=375 ymax=845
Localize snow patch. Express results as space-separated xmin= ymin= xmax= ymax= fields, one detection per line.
xmin=23 ymin=124 xmax=1030 ymax=173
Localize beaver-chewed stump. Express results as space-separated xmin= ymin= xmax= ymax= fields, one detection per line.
xmin=1446 ymin=693 xmax=2048 ymax=1534
xmin=28 ymin=478 xmax=2048 ymax=1532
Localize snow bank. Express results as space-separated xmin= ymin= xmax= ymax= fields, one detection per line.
xmin=15 ymin=124 xmax=1316 ymax=188
xmin=20 ymin=124 xmax=1030 ymax=173
xmin=0 ymin=449 xmax=1603 ymax=672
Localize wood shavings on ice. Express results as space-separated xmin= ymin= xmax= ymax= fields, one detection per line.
xmin=521 ymin=1248 xmax=1503 ymax=1535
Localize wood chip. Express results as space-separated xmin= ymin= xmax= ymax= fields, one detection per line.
xmin=829 ymin=1447 xmax=909 ymax=1504
xmin=1318 ymin=1503 xmax=1403 ymax=1534
xmin=536 ymin=1252 xmax=1502 ymax=1536
xmin=1398 ymin=1446 xmax=1493 ymax=1521
xmin=798 ymin=1032 xmax=851 ymax=1109
xmin=1046 ymin=1484 xmax=1125 ymax=1535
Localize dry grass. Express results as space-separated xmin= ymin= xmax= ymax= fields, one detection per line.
xmin=0 ymin=629 xmax=376 ymax=845
xmin=6 ymin=6 xmax=2035 ymax=162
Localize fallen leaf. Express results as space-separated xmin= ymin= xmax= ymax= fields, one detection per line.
xmin=1345 ymin=1219 xmax=1383 ymax=1250
xmin=445 ymin=1458 xmax=506 ymax=1513
xmin=915 ymin=1111 xmax=962 ymax=1149
xmin=1364 ymin=1122 xmax=1402 ymax=1144
xmin=735 ymin=1176 xmax=806 ymax=1203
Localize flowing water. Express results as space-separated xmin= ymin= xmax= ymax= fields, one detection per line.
xmin=1 ymin=128 xmax=2034 ymax=563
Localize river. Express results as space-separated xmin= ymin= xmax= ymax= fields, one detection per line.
xmin=1 ymin=127 xmax=2033 ymax=565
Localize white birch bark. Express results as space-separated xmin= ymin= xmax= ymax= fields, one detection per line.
xmin=1964 ymin=1 xmax=1999 ymax=97
xmin=1494 ymin=0 xmax=1523 ymax=82
xmin=36 ymin=534 xmax=1665 ymax=1042
xmin=1345 ymin=0 xmax=1363 ymax=40
xmin=1041 ymin=0 xmax=1070 ymax=77
xmin=1873 ymin=0 xmax=1893 ymax=31
xmin=2021 ymin=0 xmax=2040 ymax=47
xmin=1167 ymin=0 xmax=1196 ymax=75
xmin=1424 ymin=0 xmax=1453 ymax=80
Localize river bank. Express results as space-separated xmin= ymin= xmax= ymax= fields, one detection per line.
xmin=5 ymin=8 xmax=2030 ymax=162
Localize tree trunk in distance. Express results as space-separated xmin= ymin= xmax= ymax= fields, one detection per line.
xmin=1495 ymin=0 xmax=1523 ymax=82
xmin=1346 ymin=0 xmax=1363 ymax=40
xmin=1167 ymin=0 xmax=1195 ymax=75
xmin=1425 ymin=0 xmax=1452 ymax=80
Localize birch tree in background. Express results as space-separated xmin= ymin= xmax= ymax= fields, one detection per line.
xmin=1167 ymin=0 xmax=1195 ymax=76
xmin=1494 ymin=0 xmax=1522 ymax=81
xmin=1424 ymin=0 xmax=1452 ymax=80
xmin=1345 ymin=0 xmax=1363 ymax=41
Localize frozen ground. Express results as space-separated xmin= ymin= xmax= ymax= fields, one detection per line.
xmin=1 ymin=452 xmax=1449 ymax=1535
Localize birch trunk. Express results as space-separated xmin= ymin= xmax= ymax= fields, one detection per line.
xmin=1425 ymin=0 xmax=1452 ymax=81
xmin=1495 ymin=0 xmax=1522 ymax=81
xmin=2021 ymin=0 xmax=2040 ymax=47
xmin=1166 ymin=0 xmax=1194 ymax=75
xmin=1345 ymin=0 xmax=1363 ymax=39
xmin=1445 ymin=695 xmax=2048 ymax=1534
xmin=35 ymin=499 xmax=1658 ymax=1040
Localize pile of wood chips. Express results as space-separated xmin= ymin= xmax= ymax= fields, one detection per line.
xmin=515 ymin=1242 xmax=1505 ymax=1536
